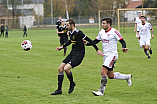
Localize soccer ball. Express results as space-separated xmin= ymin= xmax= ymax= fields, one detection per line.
xmin=21 ymin=40 xmax=32 ymax=51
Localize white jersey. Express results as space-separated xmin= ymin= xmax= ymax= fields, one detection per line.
xmin=96 ymin=28 xmax=123 ymax=55
xmin=137 ymin=22 xmax=152 ymax=38
xmin=135 ymin=17 xmax=141 ymax=26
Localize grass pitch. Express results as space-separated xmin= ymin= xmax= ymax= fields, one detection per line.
xmin=0 ymin=27 xmax=157 ymax=104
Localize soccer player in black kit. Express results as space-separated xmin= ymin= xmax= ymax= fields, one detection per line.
xmin=51 ymin=19 xmax=104 ymax=95
xmin=57 ymin=20 xmax=68 ymax=56
xmin=56 ymin=16 xmax=62 ymax=32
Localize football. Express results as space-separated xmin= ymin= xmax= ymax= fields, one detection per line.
xmin=21 ymin=40 xmax=32 ymax=51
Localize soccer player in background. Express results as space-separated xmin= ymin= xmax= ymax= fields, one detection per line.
xmin=134 ymin=12 xmax=142 ymax=46
xmin=136 ymin=16 xmax=154 ymax=58
xmin=85 ymin=18 xmax=132 ymax=96
xmin=56 ymin=16 xmax=62 ymax=33
xmin=57 ymin=20 xmax=68 ymax=56
xmin=51 ymin=19 xmax=104 ymax=95
xmin=0 ymin=24 xmax=4 ymax=37
xmin=23 ymin=25 xmax=27 ymax=37
xmin=5 ymin=25 xmax=8 ymax=38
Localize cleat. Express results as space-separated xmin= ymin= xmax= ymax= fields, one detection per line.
xmin=68 ymin=82 xmax=76 ymax=94
xmin=50 ymin=90 xmax=62 ymax=95
xmin=149 ymin=49 xmax=152 ymax=54
xmin=126 ymin=74 xmax=132 ymax=87
xmin=63 ymin=53 xmax=66 ymax=56
xmin=92 ymin=90 xmax=104 ymax=96
xmin=148 ymin=56 xmax=151 ymax=58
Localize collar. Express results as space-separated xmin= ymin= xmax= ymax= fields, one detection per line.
xmin=105 ymin=27 xmax=112 ymax=33
xmin=70 ymin=28 xmax=77 ymax=34
xmin=142 ymin=22 xmax=145 ymax=25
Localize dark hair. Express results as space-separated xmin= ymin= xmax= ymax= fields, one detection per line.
xmin=102 ymin=18 xmax=112 ymax=26
xmin=141 ymin=16 xmax=146 ymax=19
xmin=66 ymin=19 xmax=75 ymax=27
xmin=138 ymin=12 xmax=141 ymax=13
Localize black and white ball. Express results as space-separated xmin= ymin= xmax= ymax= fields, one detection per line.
xmin=21 ymin=40 xmax=32 ymax=51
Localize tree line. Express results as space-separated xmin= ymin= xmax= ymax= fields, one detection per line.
xmin=44 ymin=0 xmax=157 ymax=18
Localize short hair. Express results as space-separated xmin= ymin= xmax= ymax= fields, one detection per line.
xmin=141 ymin=16 xmax=146 ymax=19
xmin=138 ymin=12 xmax=141 ymax=14
xmin=102 ymin=18 xmax=112 ymax=26
xmin=66 ymin=19 xmax=75 ymax=27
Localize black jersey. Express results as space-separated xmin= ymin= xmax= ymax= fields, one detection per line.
xmin=63 ymin=28 xmax=98 ymax=54
xmin=56 ymin=20 xmax=61 ymax=29
xmin=58 ymin=25 xmax=68 ymax=40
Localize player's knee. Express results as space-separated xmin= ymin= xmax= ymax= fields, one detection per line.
xmin=145 ymin=46 xmax=149 ymax=50
xmin=108 ymin=75 xmax=114 ymax=79
xmin=58 ymin=67 xmax=64 ymax=72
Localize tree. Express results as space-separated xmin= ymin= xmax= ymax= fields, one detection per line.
xmin=44 ymin=0 xmax=76 ymax=18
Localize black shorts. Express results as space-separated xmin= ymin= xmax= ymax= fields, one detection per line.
xmin=60 ymin=38 xmax=68 ymax=45
xmin=62 ymin=52 xmax=85 ymax=68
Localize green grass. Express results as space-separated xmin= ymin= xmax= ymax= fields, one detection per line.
xmin=0 ymin=27 xmax=157 ymax=104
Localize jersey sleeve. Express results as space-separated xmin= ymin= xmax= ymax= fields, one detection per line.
xmin=96 ymin=32 xmax=102 ymax=40
xmin=78 ymin=31 xmax=87 ymax=40
xmin=135 ymin=18 xmax=137 ymax=23
xmin=114 ymin=30 xmax=123 ymax=41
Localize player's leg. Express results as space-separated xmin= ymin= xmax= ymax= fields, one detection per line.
xmin=92 ymin=55 xmax=110 ymax=96
xmin=26 ymin=32 xmax=27 ymax=37
xmin=2 ymin=31 xmax=4 ymax=37
xmin=141 ymin=38 xmax=150 ymax=58
xmin=65 ymin=54 xmax=84 ymax=94
xmin=146 ymin=39 xmax=152 ymax=55
xmin=64 ymin=63 xmax=76 ymax=93
xmin=51 ymin=63 xmax=66 ymax=95
xmin=63 ymin=41 xmax=67 ymax=56
xmin=92 ymin=66 xmax=108 ymax=96
xmin=23 ymin=32 xmax=24 ymax=37
xmin=108 ymin=71 xmax=132 ymax=87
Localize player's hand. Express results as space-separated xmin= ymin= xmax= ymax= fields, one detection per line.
xmin=136 ymin=36 xmax=140 ymax=39
xmin=56 ymin=46 xmax=63 ymax=51
xmin=152 ymin=34 xmax=154 ymax=38
xmin=97 ymin=50 xmax=104 ymax=57
xmin=83 ymin=40 xmax=87 ymax=45
xmin=134 ymin=29 xmax=136 ymax=33
xmin=122 ymin=48 xmax=129 ymax=53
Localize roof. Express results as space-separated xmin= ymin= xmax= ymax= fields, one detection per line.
xmin=24 ymin=0 xmax=45 ymax=4
xmin=0 ymin=6 xmax=12 ymax=17
xmin=9 ymin=9 xmax=35 ymax=16
xmin=126 ymin=1 xmax=142 ymax=8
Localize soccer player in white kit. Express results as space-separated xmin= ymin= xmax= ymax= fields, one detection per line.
xmin=86 ymin=18 xmax=132 ymax=96
xmin=136 ymin=16 xmax=154 ymax=58
xmin=134 ymin=12 xmax=142 ymax=46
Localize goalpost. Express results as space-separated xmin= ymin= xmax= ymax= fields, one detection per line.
xmin=99 ymin=8 xmax=157 ymax=32
xmin=117 ymin=8 xmax=157 ymax=31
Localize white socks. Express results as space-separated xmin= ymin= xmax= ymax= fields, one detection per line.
xmin=114 ymin=72 xmax=129 ymax=80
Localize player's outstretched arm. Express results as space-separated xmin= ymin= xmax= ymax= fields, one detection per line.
xmin=56 ymin=40 xmax=71 ymax=51
xmin=84 ymin=37 xmax=103 ymax=57
xmin=85 ymin=39 xmax=100 ymax=46
xmin=56 ymin=46 xmax=63 ymax=51
xmin=119 ymin=39 xmax=129 ymax=53
xmin=151 ymin=28 xmax=154 ymax=38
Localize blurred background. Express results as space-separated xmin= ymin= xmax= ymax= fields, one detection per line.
xmin=0 ymin=0 xmax=156 ymax=31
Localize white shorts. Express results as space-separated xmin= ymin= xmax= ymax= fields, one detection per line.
xmin=140 ymin=37 xmax=151 ymax=46
xmin=103 ymin=53 xmax=118 ymax=68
